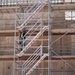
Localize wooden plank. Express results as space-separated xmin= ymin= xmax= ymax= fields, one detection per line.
xmin=17 ymin=26 xmax=75 ymax=34
xmin=52 ymin=56 xmax=75 ymax=60
xmin=51 ymin=3 xmax=75 ymax=7
xmin=0 ymin=6 xmax=19 ymax=10
xmin=52 ymin=28 xmax=75 ymax=35
xmin=0 ymin=55 xmax=75 ymax=60
xmin=0 ymin=30 xmax=18 ymax=36
xmin=1 ymin=28 xmax=75 ymax=36
xmin=16 ymin=46 xmax=48 ymax=49
xmin=0 ymin=54 xmax=48 ymax=60
xmin=0 ymin=2 xmax=75 ymax=10
xmin=52 ymin=3 xmax=75 ymax=10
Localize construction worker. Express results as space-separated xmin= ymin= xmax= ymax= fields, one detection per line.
xmin=16 ymin=27 xmax=26 ymax=51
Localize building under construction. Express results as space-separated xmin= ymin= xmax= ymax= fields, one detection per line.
xmin=0 ymin=0 xmax=75 ymax=75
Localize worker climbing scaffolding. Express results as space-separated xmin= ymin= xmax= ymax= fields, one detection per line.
xmin=17 ymin=27 xmax=26 ymax=51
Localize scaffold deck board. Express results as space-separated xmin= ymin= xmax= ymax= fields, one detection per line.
xmin=0 ymin=55 xmax=75 ymax=60
xmin=0 ymin=30 xmax=18 ymax=36
xmin=0 ymin=28 xmax=75 ymax=36
xmin=0 ymin=6 xmax=19 ymax=10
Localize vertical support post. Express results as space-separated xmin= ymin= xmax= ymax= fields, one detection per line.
xmin=48 ymin=0 xmax=52 ymax=75
xmin=40 ymin=46 xmax=43 ymax=57
xmin=41 ymin=60 xmax=44 ymax=75
xmin=13 ymin=1 xmax=19 ymax=75
xmin=21 ymin=69 xmax=24 ymax=75
xmin=13 ymin=4 xmax=17 ymax=75
xmin=41 ymin=0 xmax=44 ymax=74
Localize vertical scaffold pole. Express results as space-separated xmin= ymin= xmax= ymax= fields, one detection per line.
xmin=48 ymin=0 xmax=52 ymax=75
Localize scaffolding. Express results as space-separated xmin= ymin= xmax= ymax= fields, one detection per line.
xmin=0 ymin=0 xmax=75 ymax=75
xmin=14 ymin=0 xmax=75 ymax=75
xmin=14 ymin=0 xmax=49 ymax=75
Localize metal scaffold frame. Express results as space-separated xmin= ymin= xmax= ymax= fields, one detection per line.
xmin=12 ymin=0 xmax=75 ymax=75
xmin=0 ymin=0 xmax=75 ymax=75
xmin=14 ymin=0 xmax=49 ymax=75
xmin=48 ymin=0 xmax=52 ymax=75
